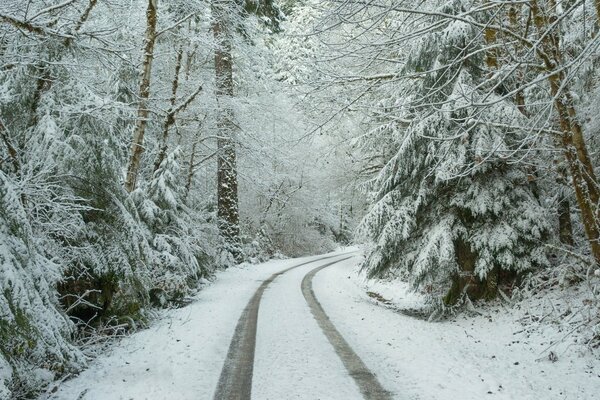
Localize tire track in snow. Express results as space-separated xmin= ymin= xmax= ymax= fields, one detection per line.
xmin=302 ymin=262 xmax=393 ymax=400
xmin=212 ymin=253 xmax=355 ymax=400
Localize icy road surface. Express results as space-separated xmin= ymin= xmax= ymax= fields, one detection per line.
xmin=45 ymin=250 xmax=599 ymax=400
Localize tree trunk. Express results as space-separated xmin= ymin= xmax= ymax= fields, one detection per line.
xmin=508 ymin=3 xmax=529 ymax=116
xmin=557 ymin=121 xmax=600 ymax=260
xmin=125 ymin=0 xmax=158 ymax=192
xmin=184 ymin=141 xmax=197 ymax=201
xmin=212 ymin=0 xmax=240 ymax=247
xmin=555 ymin=160 xmax=575 ymax=246
xmin=154 ymin=46 xmax=183 ymax=172
xmin=445 ymin=237 xmax=478 ymax=305
xmin=531 ymin=0 xmax=600 ymax=264
xmin=483 ymin=7 xmax=498 ymax=70
xmin=185 ymin=19 xmax=198 ymax=81
xmin=558 ymin=196 xmax=575 ymax=246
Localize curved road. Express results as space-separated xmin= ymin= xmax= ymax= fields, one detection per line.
xmin=213 ymin=254 xmax=392 ymax=400
xmin=47 ymin=252 xmax=597 ymax=400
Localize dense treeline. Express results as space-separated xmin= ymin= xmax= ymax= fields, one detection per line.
xmin=0 ymin=1 xmax=352 ymax=397
xmin=2 ymin=0 xmax=600 ymax=397
xmin=279 ymin=0 xmax=600 ymax=309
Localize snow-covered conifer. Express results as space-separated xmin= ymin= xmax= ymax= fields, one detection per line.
xmin=357 ymin=1 xmax=551 ymax=306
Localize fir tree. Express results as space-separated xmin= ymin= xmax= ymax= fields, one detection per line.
xmin=358 ymin=2 xmax=550 ymax=307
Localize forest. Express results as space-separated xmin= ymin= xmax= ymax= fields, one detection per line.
xmin=0 ymin=0 xmax=599 ymax=398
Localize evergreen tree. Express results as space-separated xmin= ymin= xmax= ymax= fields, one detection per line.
xmin=358 ymin=2 xmax=550 ymax=307
xmin=211 ymin=0 xmax=283 ymax=260
xmin=134 ymin=148 xmax=213 ymax=306
xmin=0 ymin=171 xmax=84 ymax=397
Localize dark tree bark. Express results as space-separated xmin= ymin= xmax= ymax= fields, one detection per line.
xmin=530 ymin=0 xmax=600 ymax=264
xmin=445 ymin=237 xmax=478 ymax=306
xmin=212 ymin=0 xmax=240 ymax=248
xmin=558 ymin=196 xmax=575 ymax=246
xmin=184 ymin=141 xmax=197 ymax=200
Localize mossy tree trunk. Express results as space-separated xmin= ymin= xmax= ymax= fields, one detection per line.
xmin=530 ymin=0 xmax=600 ymax=264
xmin=212 ymin=0 xmax=240 ymax=251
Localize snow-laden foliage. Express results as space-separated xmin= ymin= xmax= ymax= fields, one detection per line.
xmin=0 ymin=172 xmax=84 ymax=397
xmin=132 ymin=149 xmax=215 ymax=305
xmin=296 ymin=0 xmax=555 ymax=306
xmin=3 ymin=0 xmax=598 ymax=395
xmin=233 ymin=9 xmax=356 ymax=257
xmin=0 ymin=1 xmax=352 ymax=395
xmin=290 ymin=0 xmax=599 ymax=315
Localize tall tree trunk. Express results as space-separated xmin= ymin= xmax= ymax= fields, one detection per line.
xmin=154 ymin=46 xmax=183 ymax=172
xmin=555 ymin=159 xmax=575 ymax=246
xmin=558 ymin=196 xmax=575 ymax=246
xmin=185 ymin=19 xmax=198 ymax=81
xmin=154 ymin=46 xmax=203 ymax=172
xmin=508 ymin=3 xmax=529 ymax=117
xmin=125 ymin=0 xmax=158 ymax=192
xmin=212 ymin=0 xmax=240 ymax=248
xmin=531 ymin=0 xmax=600 ymax=263
xmin=184 ymin=141 xmax=197 ymax=201
xmin=483 ymin=2 xmax=498 ymax=70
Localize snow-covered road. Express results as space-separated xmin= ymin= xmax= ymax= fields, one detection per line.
xmin=46 ymin=250 xmax=382 ymax=400
xmin=214 ymin=253 xmax=387 ymax=399
xmin=45 ymin=251 xmax=599 ymax=400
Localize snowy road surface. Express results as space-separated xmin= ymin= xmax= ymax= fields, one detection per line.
xmin=213 ymin=253 xmax=390 ymax=399
xmin=299 ymin=262 xmax=391 ymax=399
xmin=46 ymin=250 xmax=599 ymax=400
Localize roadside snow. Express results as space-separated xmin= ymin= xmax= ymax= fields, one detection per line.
xmin=314 ymin=257 xmax=600 ymax=400
xmin=43 ymin=251 xmax=599 ymax=400
xmin=361 ymin=275 xmax=427 ymax=312
xmin=43 ymin=252 xmax=348 ymax=400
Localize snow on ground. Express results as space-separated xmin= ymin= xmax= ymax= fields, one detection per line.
xmin=43 ymin=251 xmax=349 ymax=400
xmin=252 ymin=259 xmax=363 ymax=399
xmin=315 ymin=257 xmax=600 ymax=400
xmin=43 ymin=251 xmax=599 ymax=400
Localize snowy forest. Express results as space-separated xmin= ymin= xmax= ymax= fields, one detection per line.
xmin=0 ymin=0 xmax=599 ymax=398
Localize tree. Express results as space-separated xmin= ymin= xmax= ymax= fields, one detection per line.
xmin=212 ymin=0 xmax=241 ymax=250
xmin=528 ymin=0 xmax=600 ymax=263
xmin=125 ymin=0 xmax=159 ymax=193
xmin=211 ymin=0 xmax=282 ymax=256
xmin=0 ymin=1 xmax=217 ymax=394
xmin=302 ymin=0 xmax=600 ymax=307
xmin=355 ymin=3 xmax=549 ymax=305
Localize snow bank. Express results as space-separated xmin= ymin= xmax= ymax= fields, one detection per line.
xmin=316 ymin=258 xmax=600 ymax=399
